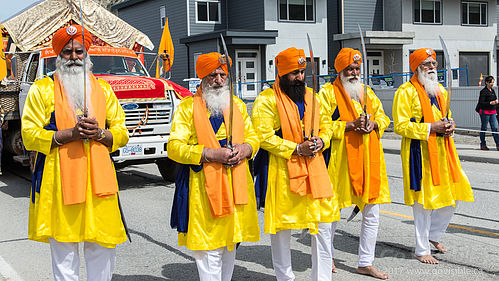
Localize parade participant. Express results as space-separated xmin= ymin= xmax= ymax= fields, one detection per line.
xmin=168 ymin=52 xmax=260 ymax=281
xmin=21 ymin=25 xmax=129 ymax=281
xmin=252 ymin=47 xmax=337 ymax=281
xmin=392 ymin=48 xmax=474 ymax=264
xmin=317 ymin=48 xmax=391 ymax=279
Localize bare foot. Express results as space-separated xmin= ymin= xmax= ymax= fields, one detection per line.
xmin=332 ymin=259 xmax=337 ymax=273
xmin=357 ymin=266 xmax=389 ymax=279
xmin=414 ymin=254 xmax=439 ymax=264
xmin=430 ymin=240 xmax=447 ymax=253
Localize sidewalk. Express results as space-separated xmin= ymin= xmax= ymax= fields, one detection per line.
xmin=382 ymin=131 xmax=499 ymax=164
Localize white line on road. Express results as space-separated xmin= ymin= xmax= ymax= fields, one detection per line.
xmin=0 ymin=256 xmax=24 ymax=281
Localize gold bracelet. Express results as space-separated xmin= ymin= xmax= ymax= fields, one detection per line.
xmin=53 ymin=132 xmax=63 ymax=146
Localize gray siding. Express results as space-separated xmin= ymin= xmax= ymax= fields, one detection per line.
xmin=228 ymin=0 xmax=265 ymax=30
xmin=497 ymin=1 xmax=499 ymax=33
xmin=116 ymin=0 xmax=190 ymax=86
xmin=384 ymin=0 xmax=402 ymax=31
xmin=187 ymin=39 xmax=218 ymax=78
xmin=189 ymin=0 xmax=226 ymax=35
xmin=327 ymin=0 xmax=342 ymax=67
xmin=343 ymin=0 xmax=383 ymax=33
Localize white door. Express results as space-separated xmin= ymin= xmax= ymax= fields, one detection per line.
xmin=236 ymin=50 xmax=259 ymax=100
xmin=366 ymin=51 xmax=384 ymax=86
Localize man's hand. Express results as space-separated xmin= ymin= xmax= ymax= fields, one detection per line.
xmin=345 ymin=116 xmax=366 ymax=132
xmin=310 ymin=136 xmax=324 ymax=154
xmin=443 ymin=120 xmax=455 ymax=137
xmin=296 ymin=139 xmax=317 ymax=157
xmin=202 ymin=147 xmax=233 ymax=164
xmin=356 ymin=120 xmax=377 ymax=134
xmin=77 ymin=117 xmax=100 ymax=140
xmin=227 ymin=143 xmax=252 ymax=166
xmin=430 ymin=118 xmax=452 ymax=135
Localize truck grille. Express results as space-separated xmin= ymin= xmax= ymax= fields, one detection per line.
xmin=122 ymin=91 xmax=174 ymax=136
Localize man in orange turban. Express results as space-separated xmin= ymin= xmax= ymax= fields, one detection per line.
xmin=251 ymin=47 xmax=337 ymax=281
xmin=318 ymin=48 xmax=390 ymax=279
xmin=168 ymin=52 xmax=260 ymax=281
xmin=393 ymin=48 xmax=474 ymax=264
xmin=21 ymin=24 xmax=129 ymax=280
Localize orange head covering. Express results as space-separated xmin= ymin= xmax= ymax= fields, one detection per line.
xmin=410 ymin=48 xmax=436 ymax=72
xmin=196 ymin=52 xmax=232 ymax=79
xmin=52 ymin=25 xmax=92 ymax=56
xmin=275 ymin=47 xmax=307 ymax=77
xmin=334 ymin=48 xmax=362 ymax=73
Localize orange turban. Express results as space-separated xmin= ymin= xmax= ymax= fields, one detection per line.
xmin=334 ymin=48 xmax=362 ymax=73
xmin=196 ymin=52 xmax=232 ymax=79
xmin=52 ymin=25 xmax=92 ymax=56
xmin=275 ymin=47 xmax=307 ymax=77
xmin=410 ymin=48 xmax=436 ymax=72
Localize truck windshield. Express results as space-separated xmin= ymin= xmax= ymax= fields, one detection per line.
xmin=43 ymin=55 xmax=148 ymax=77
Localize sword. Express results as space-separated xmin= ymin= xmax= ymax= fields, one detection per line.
xmin=439 ymin=36 xmax=452 ymax=121
xmin=79 ymin=0 xmax=88 ymax=119
xmin=347 ymin=205 xmax=360 ymax=222
xmin=219 ymin=34 xmax=233 ymax=150
xmin=357 ymin=24 xmax=370 ymax=129
xmin=306 ymin=33 xmax=317 ymax=151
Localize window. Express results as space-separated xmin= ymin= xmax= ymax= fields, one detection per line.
xmin=462 ymin=2 xmax=487 ymax=26
xmin=414 ymin=0 xmax=441 ymax=24
xmin=459 ymin=52 xmax=489 ymax=86
xmin=160 ymin=6 xmax=166 ymax=29
xmin=279 ymin=0 xmax=315 ymax=22
xmin=196 ymin=0 xmax=220 ymax=23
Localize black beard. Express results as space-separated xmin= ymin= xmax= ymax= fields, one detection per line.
xmin=279 ymin=75 xmax=305 ymax=102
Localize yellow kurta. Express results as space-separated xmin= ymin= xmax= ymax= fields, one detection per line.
xmin=21 ymin=76 xmax=129 ymax=248
xmin=167 ymin=96 xmax=260 ymax=251
xmin=251 ymin=88 xmax=339 ymax=235
xmin=318 ymin=83 xmax=391 ymax=211
xmin=392 ymin=82 xmax=474 ymax=209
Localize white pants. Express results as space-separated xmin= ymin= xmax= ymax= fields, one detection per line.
xmin=49 ymin=238 xmax=116 ymax=281
xmin=193 ymin=247 xmax=236 ymax=281
xmin=271 ymin=223 xmax=332 ymax=281
xmin=331 ymin=204 xmax=380 ymax=267
xmin=412 ymin=203 xmax=455 ymax=256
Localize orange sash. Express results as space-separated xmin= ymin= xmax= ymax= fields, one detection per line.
xmin=54 ymin=74 xmax=118 ymax=205
xmin=410 ymin=75 xmax=460 ymax=185
xmin=273 ymin=77 xmax=332 ymax=199
xmin=192 ymin=88 xmax=248 ymax=218
xmin=332 ymin=77 xmax=381 ymax=200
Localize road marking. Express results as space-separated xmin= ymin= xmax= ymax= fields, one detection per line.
xmin=379 ymin=210 xmax=499 ymax=238
xmin=0 ymin=256 xmax=24 ymax=281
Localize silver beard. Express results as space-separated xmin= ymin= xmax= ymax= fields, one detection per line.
xmin=340 ymin=72 xmax=363 ymax=102
xmin=417 ymin=66 xmax=440 ymax=97
xmin=55 ymin=55 xmax=93 ymax=116
xmin=201 ymin=79 xmax=230 ymax=116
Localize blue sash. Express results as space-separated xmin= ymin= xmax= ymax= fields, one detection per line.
xmin=170 ymin=114 xmax=227 ymax=233
xmin=31 ymin=112 xmax=58 ymax=203
xmin=253 ymin=100 xmax=305 ymax=209
xmin=322 ymin=107 xmax=340 ymax=167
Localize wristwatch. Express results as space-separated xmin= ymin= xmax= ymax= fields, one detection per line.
xmin=97 ymin=128 xmax=106 ymax=141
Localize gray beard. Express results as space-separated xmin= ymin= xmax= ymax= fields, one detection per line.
xmin=201 ymin=79 xmax=230 ymax=117
xmin=417 ymin=67 xmax=440 ymax=98
xmin=340 ymin=72 xmax=363 ymax=102
xmin=55 ymin=55 xmax=93 ymax=116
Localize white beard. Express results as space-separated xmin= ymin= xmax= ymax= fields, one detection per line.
xmin=55 ymin=55 xmax=93 ymax=116
xmin=417 ymin=66 xmax=440 ymax=97
xmin=340 ymin=72 xmax=363 ymax=102
xmin=201 ymin=79 xmax=230 ymax=116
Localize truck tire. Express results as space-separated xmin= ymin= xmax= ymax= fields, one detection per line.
xmin=156 ymin=158 xmax=178 ymax=183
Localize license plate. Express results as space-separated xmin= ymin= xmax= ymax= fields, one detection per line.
xmin=122 ymin=144 xmax=143 ymax=156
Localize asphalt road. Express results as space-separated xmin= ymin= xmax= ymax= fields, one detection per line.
xmin=0 ymin=153 xmax=498 ymax=281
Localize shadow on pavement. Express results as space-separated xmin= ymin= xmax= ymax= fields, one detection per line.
xmin=236 ymin=244 xmax=312 ymax=273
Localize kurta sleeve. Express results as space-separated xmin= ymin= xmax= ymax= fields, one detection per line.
xmin=317 ymin=83 xmax=346 ymax=140
xmin=21 ymin=80 xmax=55 ymax=155
xmin=368 ymin=87 xmax=390 ymax=138
xmin=100 ymin=80 xmax=129 ymax=152
xmin=167 ymin=97 xmax=204 ymax=165
xmin=392 ymin=83 xmax=430 ymax=140
xmin=251 ymin=89 xmax=297 ymax=159
xmin=236 ymin=98 xmax=260 ymax=159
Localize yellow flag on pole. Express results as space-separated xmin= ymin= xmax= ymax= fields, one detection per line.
xmin=156 ymin=18 xmax=174 ymax=78
xmin=0 ymin=19 xmax=7 ymax=81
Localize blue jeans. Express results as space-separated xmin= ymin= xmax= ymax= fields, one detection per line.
xmin=480 ymin=113 xmax=499 ymax=146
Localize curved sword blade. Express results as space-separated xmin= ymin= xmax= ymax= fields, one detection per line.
xmin=439 ymin=36 xmax=452 ymax=119
xmin=306 ymin=33 xmax=317 ymax=139
xmin=219 ymin=34 xmax=234 ymax=148
xmin=79 ymin=0 xmax=87 ymax=117
xmin=357 ymin=24 xmax=368 ymax=112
